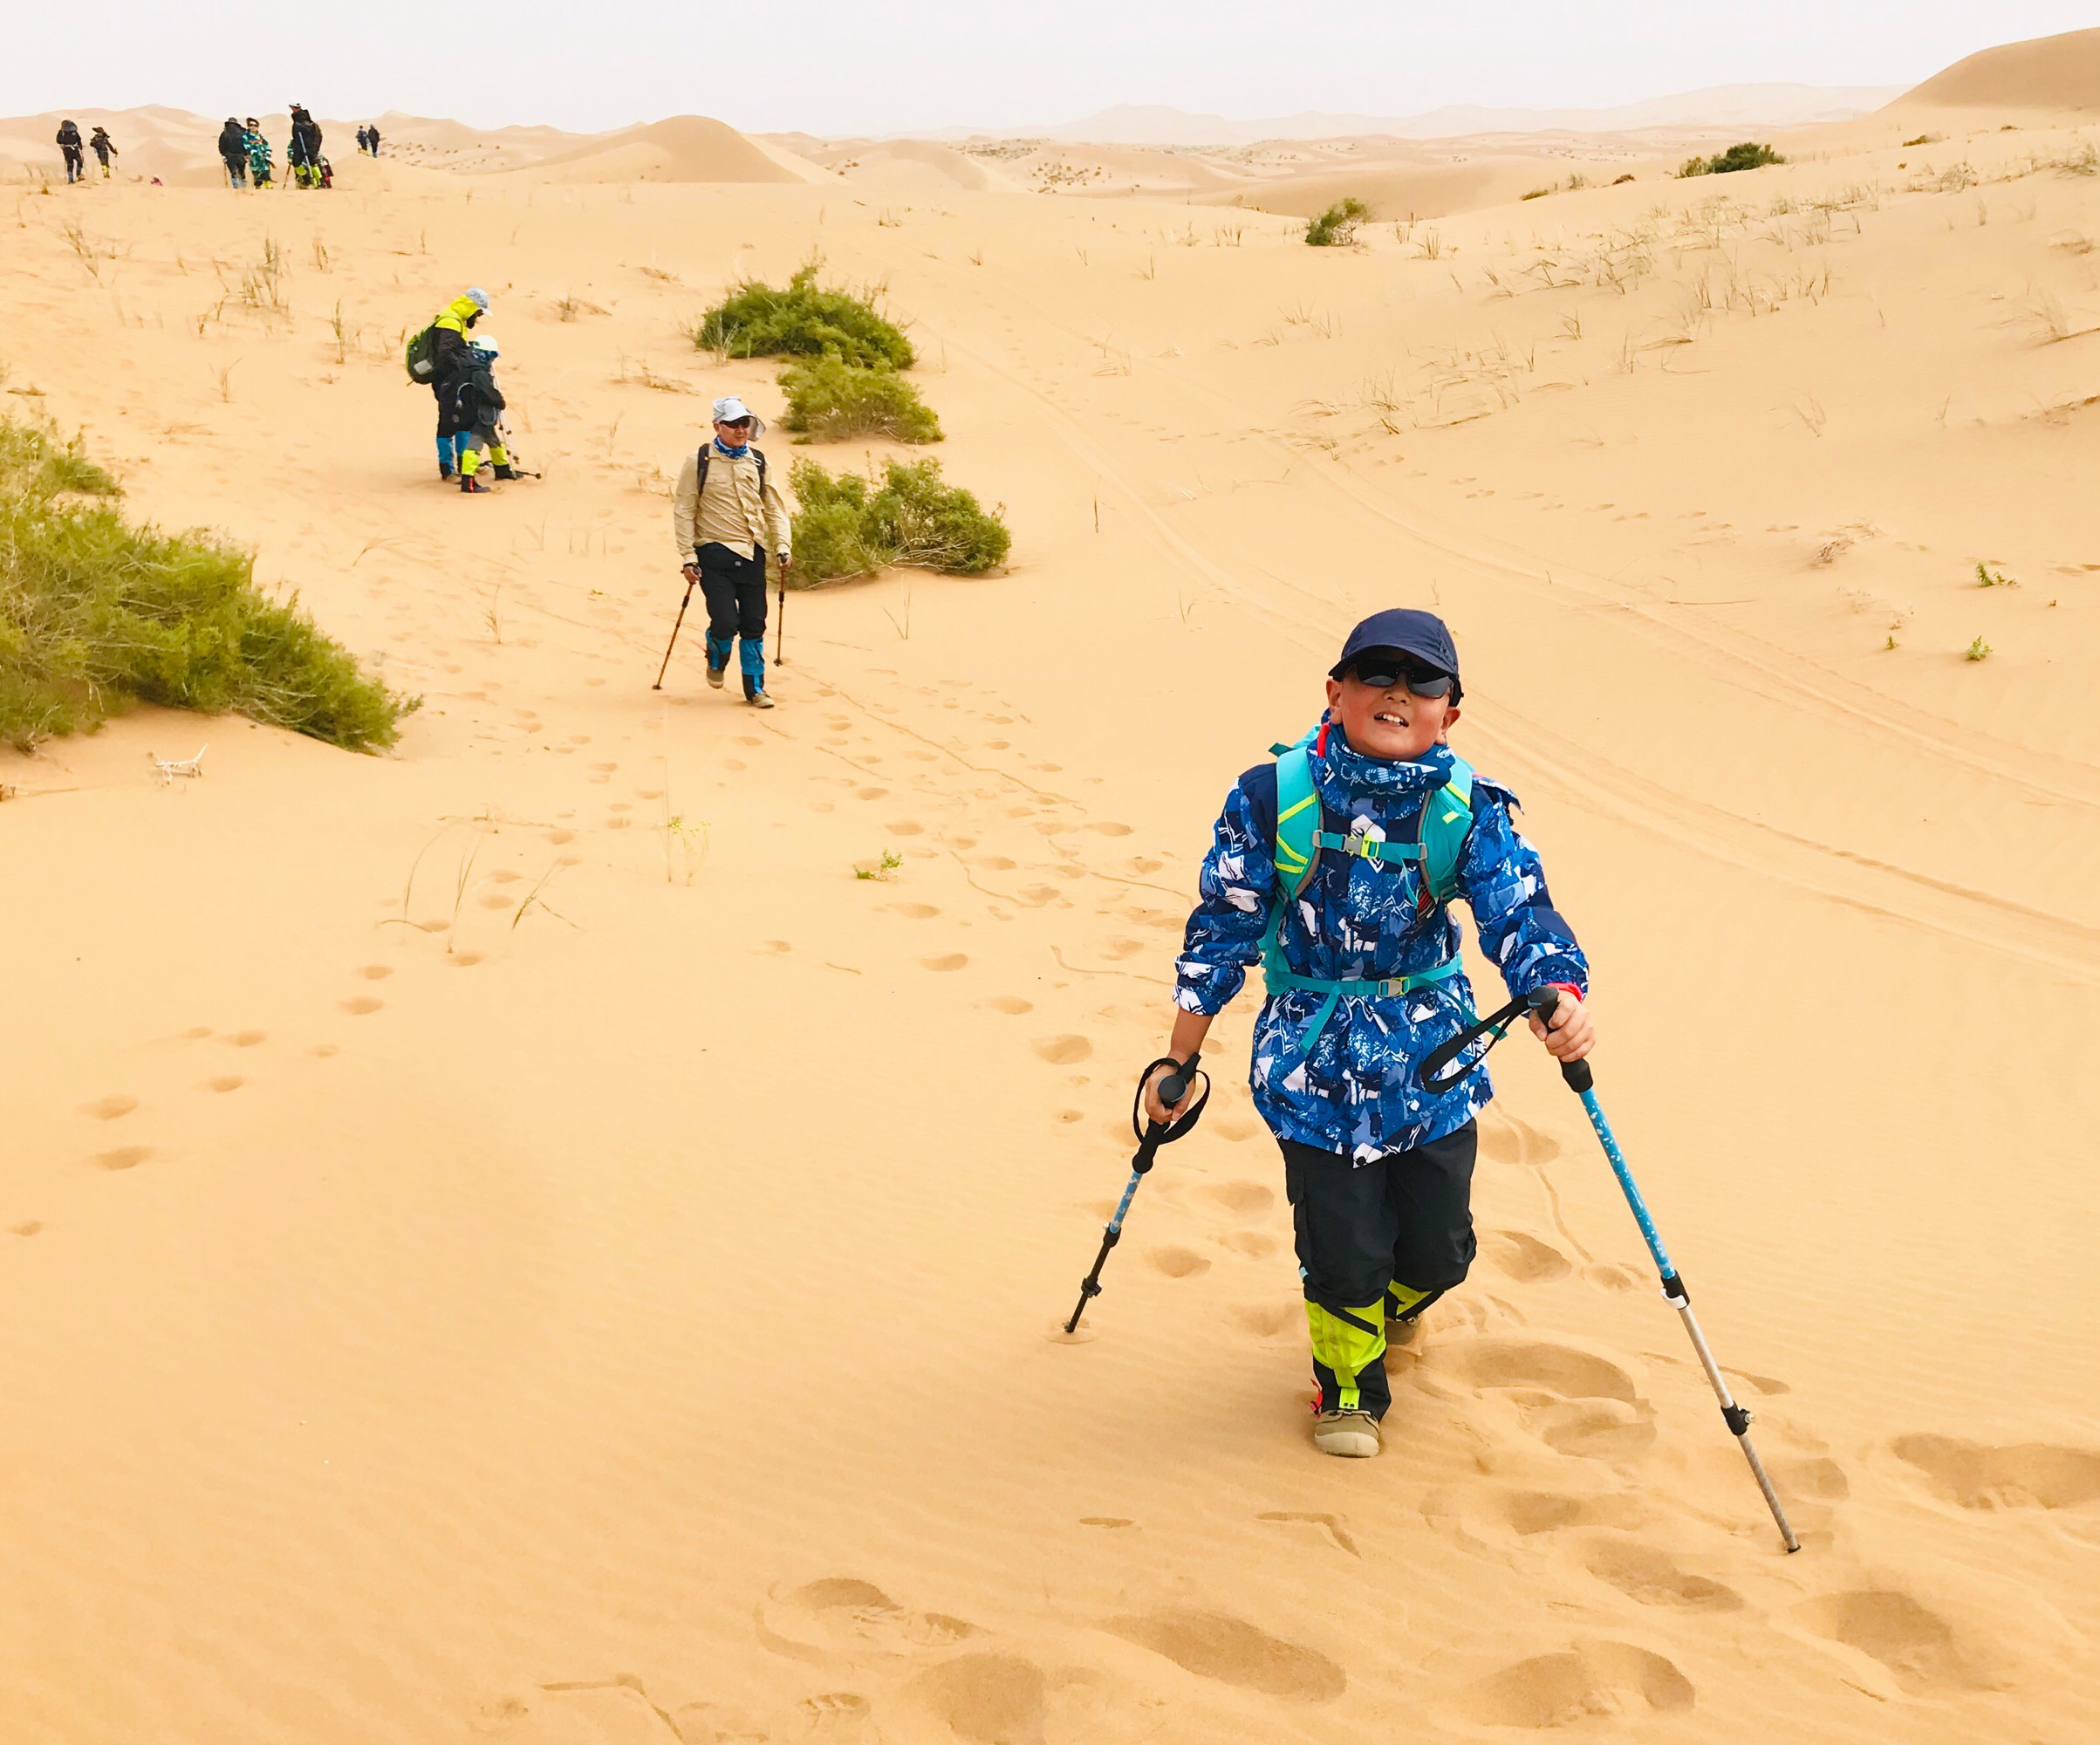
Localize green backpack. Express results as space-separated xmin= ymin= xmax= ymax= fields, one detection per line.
xmin=1260 ymin=722 xmax=1477 ymax=1052
xmin=404 ymin=325 xmax=438 ymax=385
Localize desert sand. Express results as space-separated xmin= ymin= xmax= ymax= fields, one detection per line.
xmin=4 ymin=25 xmax=2100 ymax=1745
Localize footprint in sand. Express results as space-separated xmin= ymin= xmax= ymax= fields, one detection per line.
xmin=1490 ymin=1488 xmax=1652 ymax=1537
xmin=229 ymin=1030 xmax=268 ymax=1048
xmin=1583 ymin=1262 xmax=1644 ymax=1292
xmin=1031 ymin=1035 xmax=1091 ymax=1064
xmin=1256 ymin=1511 xmax=1358 ymax=1557
xmin=1081 ymin=1516 xmax=1136 ymax=1529
xmin=85 ymin=1094 xmax=139 ymax=1121
xmin=208 ymin=1075 xmax=244 ymax=1093
xmin=981 ymin=996 xmax=1033 ymax=1015
xmin=854 ymin=787 xmax=889 ymax=801
xmin=886 ymin=903 xmax=940 ymax=920
xmin=1484 ymin=1229 xmax=1573 ymax=1283
xmin=92 ymin=1146 xmax=152 ymax=1171
xmin=1105 ymin=1609 xmax=1345 ymax=1703
xmin=545 ymin=829 xmax=575 ymax=845
xmin=340 ymin=997 xmax=384 ymax=1016
xmin=1788 ymin=1591 xmax=1999 ymax=1695
xmin=1577 ymin=1536 xmax=1743 ymax=1611
xmin=1478 ymin=1109 xmax=1562 ymax=1167
xmin=906 ymin=1655 xmax=1049 ymax=1745
xmin=1214 ymin=1231 xmax=1280 ymax=1259
xmin=1200 ymin=1180 xmax=1274 ymax=1221
xmin=921 ymin=954 xmax=968 ymax=972
xmin=756 ymin=1577 xmax=977 ymax=1665
xmin=1087 ymin=821 xmax=1134 ymax=836
xmin=10 ymin=1222 xmax=43 ymax=1237
xmin=1150 ymin=1247 xmax=1211 ymax=1279
xmin=1447 ymin=1338 xmax=1656 ymax=1460
xmin=1891 ymin=1434 xmax=2100 ymax=1510
xmin=1450 ymin=1639 xmax=1692 ymax=1728
xmin=356 ymin=965 xmax=393 ymax=981
xmin=477 ymin=893 xmax=515 ymax=910
xmin=1227 ymin=1300 xmax=1300 ymax=1338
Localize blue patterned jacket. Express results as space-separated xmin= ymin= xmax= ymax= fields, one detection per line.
xmin=1174 ymin=720 xmax=1588 ymax=1161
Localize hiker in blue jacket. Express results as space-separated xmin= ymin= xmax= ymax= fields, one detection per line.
xmin=1144 ymin=609 xmax=1595 ymax=1458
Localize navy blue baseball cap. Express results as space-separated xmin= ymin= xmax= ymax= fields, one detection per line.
xmin=1330 ymin=609 xmax=1461 ymax=696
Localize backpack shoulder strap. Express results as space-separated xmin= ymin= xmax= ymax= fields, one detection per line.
xmin=751 ymin=446 xmax=767 ymax=488
xmin=1419 ymin=752 xmax=1477 ymax=907
xmin=694 ymin=447 xmax=709 ymax=496
xmin=1271 ymin=743 xmax=1322 ymax=898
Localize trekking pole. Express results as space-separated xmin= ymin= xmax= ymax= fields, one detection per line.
xmin=1420 ymin=991 xmax=1800 ymax=1552
xmin=653 ymin=577 xmax=694 ymax=691
xmin=1064 ymin=1054 xmax=1212 ymax=1335
xmin=774 ymin=558 xmax=788 ymax=666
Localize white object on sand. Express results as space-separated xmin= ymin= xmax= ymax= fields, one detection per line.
xmin=151 ymin=745 xmax=208 ymax=784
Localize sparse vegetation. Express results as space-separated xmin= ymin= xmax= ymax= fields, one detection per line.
xmin=779 ymin=354 xmax=941 ymax=442
xmin=1305 ymin=198 xmax=1371 ymax=247
xmin=1679 ymin=141 xmax=1784 ymax=179
xmin=692 ymin=258 xmax=913 ymax=368
xmin=0 ymin=419 xmax=414 ymax=752
xmin=789 ymin=456 xmax=1009 ymax=584
xmin=1975 ymin=562 xmax=2016 ymax=587
xmin=853 ymin=848 xmax=905 ymax=881
xmin=1965 ymin=635 xmax=1993 ymax=661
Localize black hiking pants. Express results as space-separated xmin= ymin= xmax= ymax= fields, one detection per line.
xmin=697 ymin=541 xmax=769 ymax=695
xmin=1283 ymin=1121 xmax=1478 ymax=1420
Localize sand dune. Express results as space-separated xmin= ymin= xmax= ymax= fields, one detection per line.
xmin=4 ymin=29 xmax=2100 ymax=1745
xmin=528 ymin=113 xmax=828 ymax=184
xmin=1897 ymin=26 xmax=2100 ymax=112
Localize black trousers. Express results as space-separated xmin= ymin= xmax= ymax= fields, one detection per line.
xmin=1283 ymin=1122 xmax=1478 ymax=1418
xmin=697 ymin=542 xmax=768 ymax=693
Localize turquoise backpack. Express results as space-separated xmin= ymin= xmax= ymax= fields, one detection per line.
xmin=1260 ymin=722 xmax=1477 ymax=1052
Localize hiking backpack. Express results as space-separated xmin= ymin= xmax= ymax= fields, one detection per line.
xmin=1270 ymin=720 xmax=1477 ymax=909
xmin=404 ymin=325 xmax=438 ymax=384
xmin=1256 ymin=721 xmax=1478 ymax=1050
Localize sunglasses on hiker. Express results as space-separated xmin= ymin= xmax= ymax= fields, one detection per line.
xmin=1344 ymin=653 xmax=1454 ymax=699
xmin=716 ymin=415 xmax=753 ymax=430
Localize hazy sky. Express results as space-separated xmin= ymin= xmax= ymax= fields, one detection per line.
xmin=10 ymin=3 xmax=2094 ymax=135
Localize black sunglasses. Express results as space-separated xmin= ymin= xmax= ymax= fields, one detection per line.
xmin=1346 ymin=655 xmax=1454 ymax=699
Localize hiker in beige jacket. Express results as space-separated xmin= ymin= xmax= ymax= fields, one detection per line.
xmin=672 ymin=395 xmax=792 ymax=707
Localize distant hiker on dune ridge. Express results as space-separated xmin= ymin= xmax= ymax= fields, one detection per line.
xmin=56 ymin=120 xmax=85 ymax=184
xmin=672 ymin=396 xmax=791 ymax=708
xmin=368 ymin=123 xmax=382 ymax=156
xmin=217 ymin=117 xmax=248 ymax=188
xmin=89 ymin=127 xmax=117 ymax=179
xmin=287 ymin=104 xmax=323 ymax=188
xmin=244 ymin=120 xmax=273 ymax=188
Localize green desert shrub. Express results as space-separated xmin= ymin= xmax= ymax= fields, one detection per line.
xmin=779 ymin=354 xmax=942 ymax=443
xmin=691 ymin=258 xmax=914 ymax=368
xmin=1679 ymin=141 xmax=1785 ymax=178
xmin=1305 ymin=198 xmax=1371 ymax=246
xmin=789 ymin=456 xmax=1009 ymax=585
xmin=0 ymin=419 xmax=414 ymax=752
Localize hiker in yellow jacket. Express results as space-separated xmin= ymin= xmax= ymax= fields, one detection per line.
xmin=671 ymin=396 xmax=792 ymax=708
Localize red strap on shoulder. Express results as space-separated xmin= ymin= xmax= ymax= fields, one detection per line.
xmin=1314 ymin=719 xmax=1331 ymax=756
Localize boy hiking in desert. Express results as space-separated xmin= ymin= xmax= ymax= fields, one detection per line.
xmin=1144 ymin=609 xmax=1595 ymax=1458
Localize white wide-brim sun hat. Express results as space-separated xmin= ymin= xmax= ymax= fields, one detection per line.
xmin=712 ymin=394 xmax=766 ymax=438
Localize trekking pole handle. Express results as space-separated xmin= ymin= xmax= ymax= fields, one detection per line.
xmin=1527 ymin=989 xmax=1594 ymax=1094
xmin=1155 ymin=1052 xmax=1200 ymax=1112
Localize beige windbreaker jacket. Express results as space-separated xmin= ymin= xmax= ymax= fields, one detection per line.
xmin=672 ymin=443 xmax=791 ymax=562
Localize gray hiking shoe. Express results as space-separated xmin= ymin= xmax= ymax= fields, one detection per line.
xmin=1387 ymin=1312 xmax=1425 ymax=1347
xmin=1313 ymin=1407 xmax=1382 ymax=1459
xmin=747 ymin=690 xmax=776 ymax=709
xmin=705 ymin=665 xmax=725 ymax=690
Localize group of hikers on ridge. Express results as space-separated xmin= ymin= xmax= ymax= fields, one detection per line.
xmin=215 ymin=106 xmax=329 ymax=189
xmin=355 ymin=124 xmax=383 ymax=156
xmin=53 ymin=121 xmax=116 ymax=182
